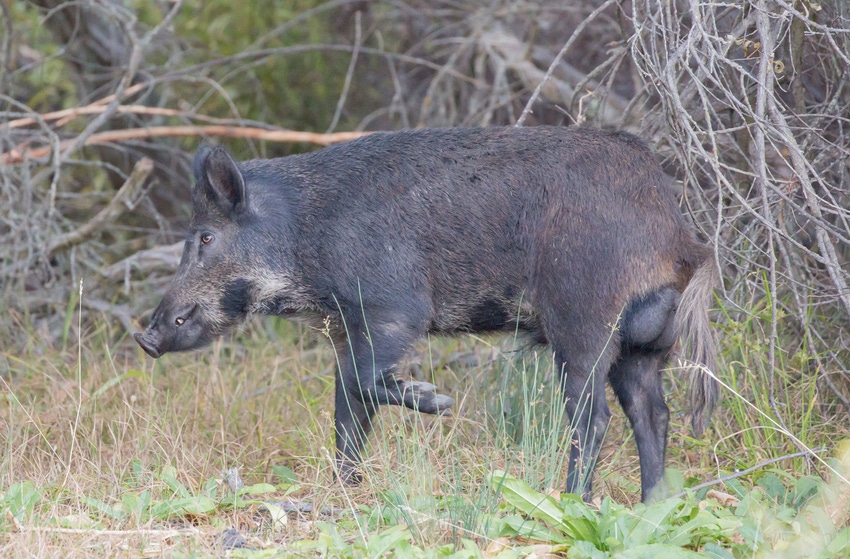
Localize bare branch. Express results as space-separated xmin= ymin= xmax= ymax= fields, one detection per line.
xmin=5 ymin=104 xmax=277 ymax=131
xmin=516 ymin=0 xmax=617 ymax=126
xmin=100 ymin=241 xmax=183 ymax=283
xmin=45 ymin=158 xmax=155 ymax=256
xmin=326 ymin=10 xmax=362 ymax=134
xmin=670 ymin=448 xmax=825 ymax=500
xmin=481 ymin=24 xmax=625 ymax=127
xmin=4 ymin=127 xmax=371 ymax=164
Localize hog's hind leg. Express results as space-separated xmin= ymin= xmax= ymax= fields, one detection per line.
xmin=608 ymin=350 xmax=669 ymax=502
xmin=609 ymin=288 xmax=680 ymax=501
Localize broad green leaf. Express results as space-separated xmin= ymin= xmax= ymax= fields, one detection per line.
xmin=446 ymin=538 xmax=489 ymax=558
xmin=488 ymin=471 xmax=597 ymax=543
xmin=366 ymin=524 xmax=412 ymax=556
xmin=827 ymin=526 xmax=850 ymax=554
xmin=757 ymin=473 xmax=786 ymax=503
xmin=725 ymin=478 xmax=748 ymax=499
xmin=238 ymin=483 xmax=277 ymax=496
xmin=790 ymin=476 xmax=820 ymax=510
xmin=498 ymin=514 xmax=570 ymax=543
xmin=82 ymin=496 xmax=126 ymax=520
xmin=315 ymin=522 xmax=348 ymax=552
xmin=618 ymin=499 xmax=682 ymax=546
xmin=700 ymin=542 xmax=735 ymax=559
xmin=3 ymin=481 xmax=41 ymax=521
xmin=667 ymin=508 xmax=741 ymax=547
xmin=737 ymin=523 xmax=764 ymax=550
xmin=661 ymin=469 xmax=685 ymax=496
xmin=261 ymin=501 xmax=288 ymax=529
xmin=148 ymin=495 xmax=216 ymax=519
xmin=159 ymin=470 xmax=191 ymax=498
xmin=567 ymin=540 xmax=609 ymax=559
xmin=203 ymin=476 xmax=220 ymax=498
xmin=130 ymin=459 xmax=145 ymax=486
xmin=612 ymin=543 xmax=706 ymax=558
xmin=123 ymin=490 xmax=151 ymax=522
xmin=218 ymin=494 xmax=248 ymax=509
xmin=271 ymin=464 xmax=298 ymax=485
xmin=121 ymin=492 xmax=139 ymax=513
xmin=560 ymin=491 xmax=603 ymax=523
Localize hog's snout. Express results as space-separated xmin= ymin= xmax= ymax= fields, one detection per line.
xmin=135 ymin=301 xmax=210 ymax=358
xmin=134 ymin=332 xmax=164 ymax=359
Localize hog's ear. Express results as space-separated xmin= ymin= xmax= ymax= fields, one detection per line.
xmin=193 ymin=145 xmax=248 ymax=217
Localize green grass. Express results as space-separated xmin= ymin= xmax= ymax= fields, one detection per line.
xmin=1 ymin=299 xmax=849 ymax=557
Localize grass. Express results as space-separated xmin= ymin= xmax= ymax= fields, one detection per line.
xmin=1 ymin=293 xmax=849 ymax=557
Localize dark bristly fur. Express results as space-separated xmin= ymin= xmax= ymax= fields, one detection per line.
xmin=134 ymin=126 xmax=719 ymax=502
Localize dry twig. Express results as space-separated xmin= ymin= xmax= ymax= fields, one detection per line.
xmin=3 ymin=126 xmax=370 ymax=164
xmin=46 ymin=158 xmax=154 ymax=256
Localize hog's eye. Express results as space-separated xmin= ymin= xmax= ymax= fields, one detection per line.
xmin=200 ymin=233 xmax=214 ymax=245
xmin=175 ymin=317 xmax=185 ymax=326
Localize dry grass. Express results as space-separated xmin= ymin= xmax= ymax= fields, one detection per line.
xmin=1 ymin=305 xmax=847 ymax=556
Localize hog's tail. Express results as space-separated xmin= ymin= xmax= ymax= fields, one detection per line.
xmin=675 ymin=256 xmax=720 ymax=437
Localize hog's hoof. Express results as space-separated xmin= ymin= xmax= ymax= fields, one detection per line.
xmin=400 ymin=380 xmax=455 ymax=415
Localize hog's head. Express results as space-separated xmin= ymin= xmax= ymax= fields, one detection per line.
xmin=135 ymin=146 xmax=260 ymax=358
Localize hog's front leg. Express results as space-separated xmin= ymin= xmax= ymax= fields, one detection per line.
xmin=332 ymin=309 xmax=452 ymax=482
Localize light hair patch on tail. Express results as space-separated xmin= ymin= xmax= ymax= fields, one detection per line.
xmin=675 ymin=258 xmax=720 ymax=436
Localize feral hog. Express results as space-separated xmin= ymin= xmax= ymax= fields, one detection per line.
xmin=134 ymin=126 xmax=719 ymax=502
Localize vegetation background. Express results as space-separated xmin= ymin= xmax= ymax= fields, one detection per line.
xmin=1 ymin=0 xmax=849 ymax=557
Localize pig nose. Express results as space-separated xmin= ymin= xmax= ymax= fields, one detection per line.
xmin=134 ymin=332 xmax=163 ymax=359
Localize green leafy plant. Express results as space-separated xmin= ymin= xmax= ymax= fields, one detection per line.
xmin=1 ymin=481 xmax=42 ymax=525
xmin=0 ymin=463 xmax=287 ymax=531
xmin=486 ymin=455 xmax=850 ymax=559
